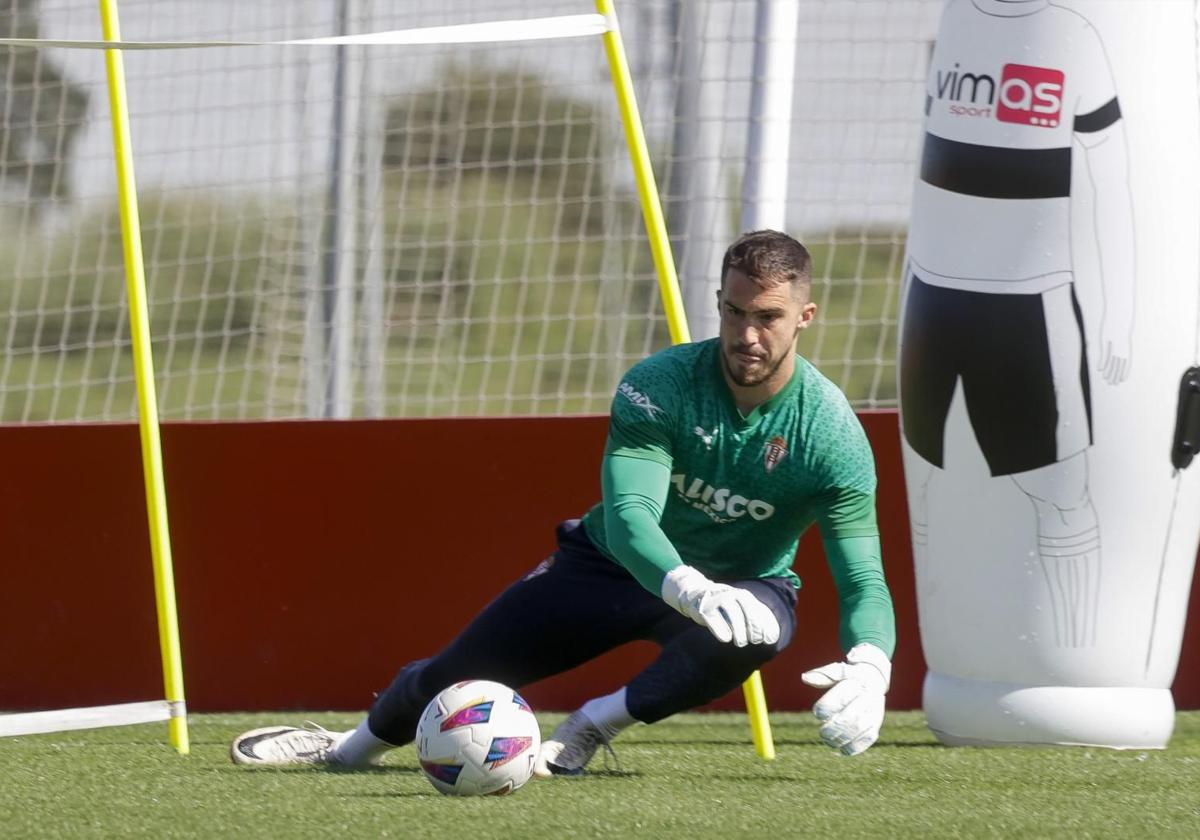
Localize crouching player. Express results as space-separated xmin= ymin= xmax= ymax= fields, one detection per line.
xmin=232 ymin=229 xmax=896 ymax=772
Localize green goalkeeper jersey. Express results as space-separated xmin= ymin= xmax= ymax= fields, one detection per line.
xmin=581 ymin=338 xmax=895 ymax=655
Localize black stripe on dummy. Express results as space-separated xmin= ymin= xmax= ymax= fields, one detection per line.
xmin=920 ymin=132 xmax=1071 ymax=199
xmin=1074 ymin=97 xmax=1121 ymax=133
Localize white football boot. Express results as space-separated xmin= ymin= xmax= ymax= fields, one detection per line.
xmin=532 ymin=710 xmax=615 ymax=777
xmin=230 ymin=723 xmax=348 ymax=766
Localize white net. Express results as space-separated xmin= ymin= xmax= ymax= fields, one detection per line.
xmin=0 ymin=0 xmax=940 ymax=422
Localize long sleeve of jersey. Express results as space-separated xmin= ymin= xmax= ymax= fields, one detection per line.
xmin=817 ymin=487 xmax=897 ymax=657
xmin=600 ymin=452 xmax=683 ymax=593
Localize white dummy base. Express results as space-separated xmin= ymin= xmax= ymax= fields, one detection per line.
xmin=923 ymin=671 xmax=1174 ymax=749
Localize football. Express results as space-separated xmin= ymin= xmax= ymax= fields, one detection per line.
xmin=415 ymin=679 xmax=541 ymax=796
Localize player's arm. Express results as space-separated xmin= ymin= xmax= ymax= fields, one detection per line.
xmin=817 ymin=487 xmax=896 ymax=657
xmin=601 ymin=453 xmax=780 ymax=647
xmin=600 ymin=452 xmax=680 ymax=592
xmin=597 ymin=364 xmax=682 ymax=592
xmin=800 ymin=485 xmax=896 ymax=756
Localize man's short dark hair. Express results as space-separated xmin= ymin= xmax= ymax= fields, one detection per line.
xmin=720 ymin=230 xmax=813 ymax=294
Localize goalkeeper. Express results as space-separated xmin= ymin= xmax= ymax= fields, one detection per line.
xmin=232 ymin=229 xmax=896 ymax=772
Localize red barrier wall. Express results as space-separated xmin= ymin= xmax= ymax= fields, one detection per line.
xmin=1 ymin=413 xmax=1196 ymax=713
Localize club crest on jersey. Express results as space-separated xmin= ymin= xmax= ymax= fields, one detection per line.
xmin=763 ymin=436 xmax=788 ymax=473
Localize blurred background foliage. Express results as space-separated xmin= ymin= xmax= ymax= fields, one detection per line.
xmin=0 ymin=57 xmax=901 ymax=421
xmin=0 ymin=0 xmax=89 ymax=206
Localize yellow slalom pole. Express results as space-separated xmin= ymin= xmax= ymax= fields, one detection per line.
xmin=595 ymin=1 xmax=773 ymax=760
xmin=98 ymin=0 xmax=189 ymax=755
xmin=594 ymin=0 xmax=689 ymax=346
xmin=742 ymin=671 xmax=776 ymax=760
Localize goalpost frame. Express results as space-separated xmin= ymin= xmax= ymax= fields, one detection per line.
xmin=594 ymin=0 xmax=775 ymax=760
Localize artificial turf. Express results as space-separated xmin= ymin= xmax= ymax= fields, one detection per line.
xmin=2 ymin=711 xmax=1198 ymax=838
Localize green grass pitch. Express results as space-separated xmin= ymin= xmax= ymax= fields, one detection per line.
xmin=2 ymin=711 xmax=1198 ymax=838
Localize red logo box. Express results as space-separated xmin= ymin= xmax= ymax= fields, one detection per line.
xmin=997 ymin=64 xmax=1065 ymax=128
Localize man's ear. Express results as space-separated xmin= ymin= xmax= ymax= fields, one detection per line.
xmin=797 ymin=301 xmax=818 ymax=330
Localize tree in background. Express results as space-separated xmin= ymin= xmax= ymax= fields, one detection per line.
xmin=0 ymin=0 xmax=89 ymax=206
xmin=380 ymin=63 xmax=663 ymax=414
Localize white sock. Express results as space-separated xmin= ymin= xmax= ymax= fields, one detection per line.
xmin=330 ymin=718 xmax=395 ymax=767
xmin=580 ymin=688 xmax=637 ymax=741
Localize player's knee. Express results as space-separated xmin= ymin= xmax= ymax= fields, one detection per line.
xmin=732 ymin=583 xmax=797 ymax=652
xmin=692 ymin=626 xmax=785 ymax=670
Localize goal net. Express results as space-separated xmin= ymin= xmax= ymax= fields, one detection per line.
xmin=0 ymin=0 xmax=940 ymax=746
xmin=0 ymin=0 xmax=937 ymax=424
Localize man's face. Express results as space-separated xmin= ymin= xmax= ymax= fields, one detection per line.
xmin=717 ymin=268 xmax=817 ymax=388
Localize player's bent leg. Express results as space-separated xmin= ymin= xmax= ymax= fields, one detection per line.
xmin=535 ymin=577 xmax=797 ymax=777
xmin=232 ymin=520 xmax=663 ymax=769
xmin=534 ymin=688 xmax=634 ymax=778
xmin=625 ymin=577 xmax=797 ymax=725
xmin=364 ymin=520 xmax=668 ymax=748
xmin=331 ymin=717 xmax=397 ymax=767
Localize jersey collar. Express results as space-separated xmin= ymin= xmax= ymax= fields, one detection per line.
xmin=710 ymin=342 xmax=803 ymax=428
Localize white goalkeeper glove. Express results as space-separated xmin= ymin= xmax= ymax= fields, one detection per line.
xmin=660 ymin=565 xmax=781 ymax=648
xmin=800 ymin=643 xmax=891 ymax=756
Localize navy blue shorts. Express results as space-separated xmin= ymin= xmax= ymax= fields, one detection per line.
xmin=367 ymin=519 xmax=798 ymax=744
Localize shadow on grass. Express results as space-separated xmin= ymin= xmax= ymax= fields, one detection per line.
xmin=572 ymin=768 xmax=641 ymax=779
xmin=342 ymin=772 xmax=643 ymax=799
xmin=627 ymin=738 xmax=941 ymax=749
xmin=228 ymin=765 xmax=422 ymax=775
xmin=880 ymin=742 xmax=947 ymax=749
xmin=327 ymin=765 xmax=422 ymax=775
xmin=342 ymin=791 xmax=443 ymax=799
xmin=702 ymin=772 xmax=837 ymax=784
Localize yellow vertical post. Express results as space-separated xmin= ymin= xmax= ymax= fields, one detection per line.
xmin=593 ymin=0 xmax=689 ymax=346
xmin=594 ymin=0 xmax=774 ymax=760
xmin=742 ymin=670 xmax=776 ymax=759
xmin=97 ymin=0 xmax=189 ymax=755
